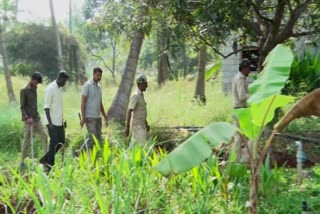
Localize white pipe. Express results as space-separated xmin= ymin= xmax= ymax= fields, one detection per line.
xmin=295 ymin=141 xmax=303 ymax=185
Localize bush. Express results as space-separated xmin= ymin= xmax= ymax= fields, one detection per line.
xmin=283 ymin=47 xmax=320 ymax=96
xmin=0 ymin=106 xmax=22 ymax=152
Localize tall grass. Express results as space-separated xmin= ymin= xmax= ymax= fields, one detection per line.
xmin=0 ymin=140 xmax=250 ymax=213
xmin=1 ymin=74 xmax=319 ymax=213
xmin=0 ymin=73 xmax=231 ymax=151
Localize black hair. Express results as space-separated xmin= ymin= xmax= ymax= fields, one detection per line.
xmin=93 ymin=67 xmax=103 ymax=74
xmin=239 ymin=59 xmax=251 ymax=71
xmin=31 ymin=72 xmax=43 ymax=84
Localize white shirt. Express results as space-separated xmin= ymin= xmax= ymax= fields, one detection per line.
xmin=232 ymin=72 xmax=250 ymax=108
xmin=43 ymin=81 xmax=64 ymax=126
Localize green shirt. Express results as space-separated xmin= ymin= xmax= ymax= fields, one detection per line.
xmin=20 ymin=83 xmax=40 ymax=121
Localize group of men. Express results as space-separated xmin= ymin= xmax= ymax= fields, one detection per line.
xmin=19 ymin=58 xmax=252 ymax=170
xmin=20 ymin=68 xmax=149 ymax=171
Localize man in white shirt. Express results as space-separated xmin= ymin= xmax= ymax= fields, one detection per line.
xmin=39 ymin=71 xmax=69 ymax=170
xmin=80 ymin=67 xmax=108 ymax=149
xmin=232 ymin=59 xmax=252 ymax=161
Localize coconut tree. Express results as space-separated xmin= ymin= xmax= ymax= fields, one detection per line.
xmin=49 ymin=0 xmax=64 ymax=71
xmin=107 ymin=1 xmax=149 ymax=122
xmin=0 ymin=0 xmax=16 ymax=104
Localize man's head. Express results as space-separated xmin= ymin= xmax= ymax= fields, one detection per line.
xmin=136 ymin=74 xmax=148 ymax=92
xmin=93 ymin=67 xmax=103 ymax=82
xmin=56 ymin=71 xmax=69 ymax=87
xmin=239 ymin=58 xmax=252 ymax=77
xmin=30 ymin=72 xmax=43 ymax=87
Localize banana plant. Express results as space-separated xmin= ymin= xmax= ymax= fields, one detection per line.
xmin=155 ymin=44 xmax=295 ymax=214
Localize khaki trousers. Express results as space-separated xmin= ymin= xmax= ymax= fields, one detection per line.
xmin=21 ymin=120 xmax=48 ymax=161
xmin=232 ymin=114 xmax=252 ymax=162
xmin=132 ymin=125 xmax=147 ymax=145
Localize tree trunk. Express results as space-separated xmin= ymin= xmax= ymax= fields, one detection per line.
xmin=0 ymin=18 xmax=17 ymax=104
xmin=69 ymin=0 xmax=72 ymax=34
xmin=107 ymin=30 xmax=144 ymax=122
xmin=107 ymin=4 xmax=147 ymax=122
xmin=111 ymin=36 xmax=116 ymax=80
xmin=15 ymin=0 xmax=19 ymax=21
xmin=182 ymin=45 xmax=188 ymax=79
xmin=157 ymin=33 xmax=169 ymax=86
xmin=49 ymin=0 xmax=64 ymax=71
xmin=249 ymin=165 xmax=260 ymax=214
xmin=193 ymin=44 xmax=207 ymax=105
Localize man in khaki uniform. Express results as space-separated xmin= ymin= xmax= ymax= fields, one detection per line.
xmin=20 ymin=72 xmax=48 ymax=169
xmin=125 ymin=75 xmax=150 ymax=144
xmin=232 ymin=59 xmax=252 ymax=161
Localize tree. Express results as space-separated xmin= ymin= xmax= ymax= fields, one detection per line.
xmin=0 ymin=0 xmax=17 ymax=104
xmin=107 ymin=2 xmax=149 ymax=122
xmin=169 ymin=0 xmax=320 ymax=70
xmin=0 ymin=18 xmax=16 ymax=103
xmin=49 ymin=0 xmax=64 ymax=71
xmin=81 ymin=0 xmax=120 ymax=79
xmin=6 ymin=24 xmax=87 ymax=81
xmin=157 ymin=36 xmax=170 ymax=86
xmin=193 ymin=44 xmax=207 ymax=105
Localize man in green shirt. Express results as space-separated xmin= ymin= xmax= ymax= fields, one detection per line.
xmin=20 ymin=72 xmax=48 ymax=169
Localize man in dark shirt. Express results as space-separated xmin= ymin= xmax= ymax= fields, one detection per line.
xmin=20 ymin=72 xmax=48 ymax=169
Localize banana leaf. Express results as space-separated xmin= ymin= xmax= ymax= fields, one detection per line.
xmin=154 ymin=122 xmax=237 ymax=176
xmin=205 ymin=62 xmax=222 ymax=81
xmin=248 ymin=45 xmax=294 ymax=104
xmin=235 ymin=95 xmax=295 ymax=140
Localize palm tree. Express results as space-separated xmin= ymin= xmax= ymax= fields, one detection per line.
xmin=0 ymin=0 xmax=17 ymax=104
xmin=49 ymin=0 xmax=64 ymax=71
xmin=107 ymin=4 xmax=148 ymax=122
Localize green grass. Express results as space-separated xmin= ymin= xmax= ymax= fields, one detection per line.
xmin=1 ymin=74 xmax=320 ymax=213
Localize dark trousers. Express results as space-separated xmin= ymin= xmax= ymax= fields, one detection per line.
xmin=86 ymin=118 xmax=102 ymax=149
xmin=40 ymin=125 xmax=65 ymax=167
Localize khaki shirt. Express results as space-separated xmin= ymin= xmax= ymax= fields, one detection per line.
xmin=129 ymin=88 xmax=147 ymax=127
xmin=43 ymin=81 xmax=64 ymax=126
xmin=20 ymin=83 xmax=40 ymax=121
xmin=232 ymin=72 xmax=250 ymax=108
xmin=82 ymin=80 xmax=102 ymax=119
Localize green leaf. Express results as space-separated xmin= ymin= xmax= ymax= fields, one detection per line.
xmin=248 ymin=45 xmax=294 ymax=104
xmin=154 ymin=122 xmax=237 ymax=176
xmin=235 ymin=95 xmax=295 ymax=139
xmin=205 ymin=62 xmax=221 ymax=81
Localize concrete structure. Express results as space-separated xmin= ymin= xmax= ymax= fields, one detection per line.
xmin=221 ymin=45 xmax=242 ymax=94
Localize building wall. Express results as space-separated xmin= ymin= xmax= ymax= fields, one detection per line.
xmin=221 ymin=45 xmax=241 ymax=94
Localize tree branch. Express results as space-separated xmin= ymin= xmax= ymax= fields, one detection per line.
xmin=271 ymin=0 xmax=287 ymax=39
xmin=248 ymin=0 xmax=273 ymax=24
xmin=288 ymin=0 xmax=294 ymax=15
xmin=88 ymin=49 xmax=114 ymax=74
xmin=276 ymin=0 xmax=312 ymax=43
xmin=291 ymin=30 xmax=319 ymax=37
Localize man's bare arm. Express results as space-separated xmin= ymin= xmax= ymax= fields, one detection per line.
xmin=80 ymin=95 xmax=87 ymax=127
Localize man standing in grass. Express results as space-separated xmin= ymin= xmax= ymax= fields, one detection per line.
xmin=231 ymin=59 xmax=252 ymax=161
xmin=125 ymin=74 xmax=150 ymax=144
xmin=80 ymin=67 xmax=108 ymax=149
xmin=39 ymin=71 xmax=69 ymax=171
xmin=20 ymin=72 xmax=48 ymax=169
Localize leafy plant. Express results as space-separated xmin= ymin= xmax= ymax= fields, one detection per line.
xmin=205 ymin=62 xmax=222 ymax=81
xmin=283 ymin=47 xmax=320 ymax=96
xmin=155 ymin=44 xmax=295 ymax=213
